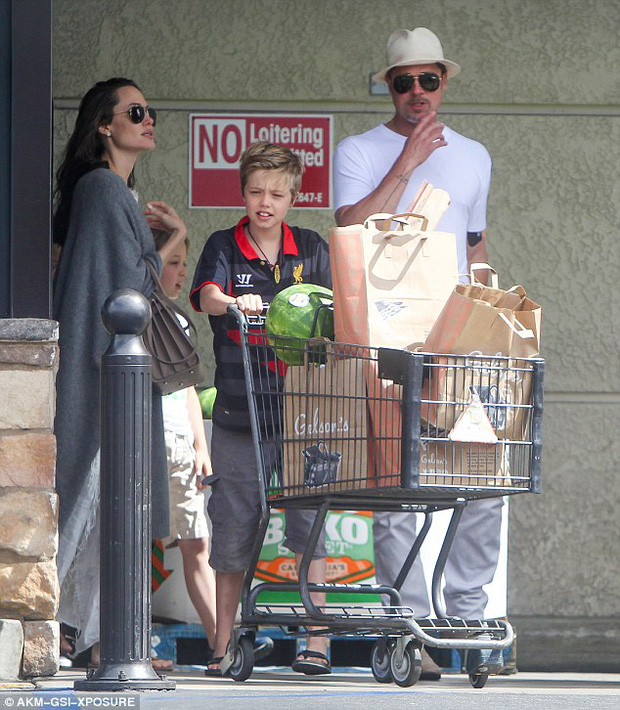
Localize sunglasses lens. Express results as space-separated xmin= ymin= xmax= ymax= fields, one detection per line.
xmin=419 ymin=73 xmax=441 ymax=91
xmin=392 ymin=73 xmax=441 ymax=93
xmin=128 ymin=106 xmax=145 ymax=123
xmin=127 ymin=105 xmax=157 ymax=126
xmin=393 ymin=74 xmax=414 ymax=94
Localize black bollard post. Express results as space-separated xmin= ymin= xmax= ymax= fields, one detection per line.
xmin=75 ymin=289 xmax=175 ymax=691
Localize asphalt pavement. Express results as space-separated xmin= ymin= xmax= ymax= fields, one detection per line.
xmin=3 ymin=667 xmax=620 ymax=710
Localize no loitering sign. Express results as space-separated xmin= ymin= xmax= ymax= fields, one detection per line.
xmin=189 ymin=113 xmax=332 ymax=209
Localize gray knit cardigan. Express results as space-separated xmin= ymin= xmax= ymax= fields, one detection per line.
xmin=53 ymin=168 xmax=169 ymax=541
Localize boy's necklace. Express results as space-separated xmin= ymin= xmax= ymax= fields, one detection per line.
xmin=247 ymin=227 xmax=282 ymax=283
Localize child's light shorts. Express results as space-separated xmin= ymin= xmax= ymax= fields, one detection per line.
xmin=163 ymin=431 xmax=210 ymax=547
xmin=208 ymin=425 xmax=326 ymax=573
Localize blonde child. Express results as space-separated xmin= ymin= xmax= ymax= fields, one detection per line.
xmin=190 ymin=142 xmax=332 ymax=676
xmin=153 ymin=230 xmax=217 ymax=662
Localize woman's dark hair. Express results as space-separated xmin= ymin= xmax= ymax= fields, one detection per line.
xmin=53 ymin=77 xmax=140 ymax=245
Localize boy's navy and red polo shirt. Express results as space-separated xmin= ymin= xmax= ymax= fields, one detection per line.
xmin=190 ymin=216 xmax=331 ymax=432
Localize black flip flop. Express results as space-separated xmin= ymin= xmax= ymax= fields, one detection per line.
xmin=204 ymin=656 xmax=224 ymax=677
xmin=291 ymin=650 xmax=332 ymax=675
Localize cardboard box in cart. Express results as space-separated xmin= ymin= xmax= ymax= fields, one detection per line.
xmin=420 ymin=439 xmax=510 ymax=488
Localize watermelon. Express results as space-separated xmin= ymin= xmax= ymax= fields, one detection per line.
xmin=198 ymin=386 xmax=217 ymax=419
xmin=265 ymin=283 xmax=334 ymax=365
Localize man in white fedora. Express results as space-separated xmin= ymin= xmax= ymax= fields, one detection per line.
xmin=334 ymin=26 xmax=489 ymax=277
xmin=333 ymin=27 xmax=505 ymax=679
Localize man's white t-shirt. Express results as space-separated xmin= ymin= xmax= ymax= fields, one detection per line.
xmin=333 ymin=124 xmax=492 ymax=280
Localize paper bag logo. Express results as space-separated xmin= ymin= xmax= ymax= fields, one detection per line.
xmin=419 ymin=440 xmax=448 ymax=475
xmin=463 ymin=353 xmax=524 ymax=430
xmin=302 ymin=442 xmax=341 ymax=487
xmin=448 ymin=390 xmax=498 ymax=444
xmin=375 ymin=300 xmax=407 ymax=321
xmin=294 ymin=408 xmax=349 ymax=436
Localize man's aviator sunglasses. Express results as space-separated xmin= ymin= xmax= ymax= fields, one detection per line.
xmin=392 ymin=72 xmax=442 ymax=94
xmin=114 ymin=104 xmax=157 ymax=126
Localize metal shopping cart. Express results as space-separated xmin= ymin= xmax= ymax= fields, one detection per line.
xmin=222 ymin=306 xmax=544 ymax=687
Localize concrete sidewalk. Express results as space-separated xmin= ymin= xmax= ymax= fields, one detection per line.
xmin=3 ymin=667 xmax=620 ymax=710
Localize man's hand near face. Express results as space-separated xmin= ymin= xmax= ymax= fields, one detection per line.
xmin=396 ymin=111 xmax=447 ymax=174
xmin=335 ymin=111 xmax=447 ymax=227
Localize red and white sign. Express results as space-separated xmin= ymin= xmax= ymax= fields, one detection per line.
xmin=189 ymin=113 xmax=332 ymax=209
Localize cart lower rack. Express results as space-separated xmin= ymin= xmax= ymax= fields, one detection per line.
xmin=223 ymin=307 xmax=544 ymax=687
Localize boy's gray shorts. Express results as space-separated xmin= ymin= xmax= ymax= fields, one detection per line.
xmin=208 ymin=425 xmax=326 ymax=573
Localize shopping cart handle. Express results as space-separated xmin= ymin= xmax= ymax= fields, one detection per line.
xmin=227 ymin=303 xmax=245 ymax=326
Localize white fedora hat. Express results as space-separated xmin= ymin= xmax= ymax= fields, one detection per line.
xmin=373 ymin=27 xmax=461 ymax=83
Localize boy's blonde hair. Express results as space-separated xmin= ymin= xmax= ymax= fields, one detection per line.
xmin=239 ymin=141 xmax=304 ymax=200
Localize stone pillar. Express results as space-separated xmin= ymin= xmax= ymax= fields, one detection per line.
xmin=0 ymin=319 xmax=60 ymax=679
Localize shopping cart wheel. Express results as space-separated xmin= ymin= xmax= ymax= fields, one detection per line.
xmin=370 ymin=639 xmax=393 ymax=684
xmin=469 ymin=672 xmax=489 ymax=688
xmin=463 ymin=640 xmax=503 ymax=687
xmin=228 ymin=635 xmax=254 ymax=682
xmin=389 ymin=641 xmax=421 ymax=687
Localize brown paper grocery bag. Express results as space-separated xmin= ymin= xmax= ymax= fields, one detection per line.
xmin=282 ymin=353 xmax=368 ymax=494
xmin=420 ymin=266 xmax=541 ymax=440
xmin=364 ymin=360 xmax=512 ymax=489
xmin=423 ymin=265 xmax=541 ymax=359
xmin=365 ymin=361 xmax=402 ymax=488
xmin=329 ymin=223 xmax=370 ymax=345
xmin=329 ymin=212 xmax=459 ymax=349
xmin=419 ymin=353 xmax=536 ymax=442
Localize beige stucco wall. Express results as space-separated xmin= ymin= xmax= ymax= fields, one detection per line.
xmin=52 ymin=0 xmax=620 ymax=646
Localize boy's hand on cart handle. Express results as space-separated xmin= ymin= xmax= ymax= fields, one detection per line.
xmin=234 ymin=293 xmax=264 ymax=316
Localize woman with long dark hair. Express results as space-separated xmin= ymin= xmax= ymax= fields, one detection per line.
xmin=53 ymin=77 xmax=185 ymax=665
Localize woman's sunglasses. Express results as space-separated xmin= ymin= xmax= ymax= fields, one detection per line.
xmin=392 ymin=72 xmax=442 ymax=94
xmin=114 ymin=104 xmax=157 ymax=126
